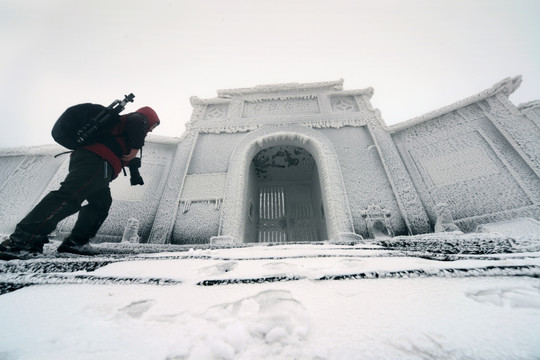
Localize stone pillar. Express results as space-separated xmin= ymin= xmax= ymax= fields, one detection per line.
xmin=147 ymin=131 xmax=199 ymax=244
xmin=359 ymin=95 xmax=431 ymax=235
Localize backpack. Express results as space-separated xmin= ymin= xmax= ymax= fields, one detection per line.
xmin=51 ymin=94 xmax=135 ymax=151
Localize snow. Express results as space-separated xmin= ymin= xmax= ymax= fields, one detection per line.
xmin=1 ymin=240 xmax=540 ymax=360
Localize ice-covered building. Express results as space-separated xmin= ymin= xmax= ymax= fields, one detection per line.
xmin=0 ymin=76 xmax=538 ymax=245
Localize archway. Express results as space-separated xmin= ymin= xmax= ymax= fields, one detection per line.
xmin=212 ymin=125 xmax=360 ymax=244
xmin=245 ymin=145 xmax=327 ymax=243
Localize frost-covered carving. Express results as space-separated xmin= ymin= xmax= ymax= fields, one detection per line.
xmin=204 ymin=104 xmax=228 ymax=120
xmin=360 ymin=204 xmax=394 ymax=239
xmin=147 ymin=135 xmax=196 ymax=244
xmin=180 ymin=173 xmax=227 ymax=201
xmin=481 ymin=95 xmax=540 ymax=176
xmin=252 ymin=146 xmax=315 ymax=181
xmin=518 ymin=100 xmax=540 ymax=128
xmin=217 ymin=79 xmax=344 ymax=97
xmin=331 ymin=96 xmax=359 ymax=112
xmin=178 ymin=173 xmax=226 ymax=214
xmin=422 ymin=147 xmax=498 ymax=187
xmin=394 ymin=111 xmax=537 ymax=225
xmin=186 ymin=81 xmax=375 ymax=136
xmin=122 ymin=218 xmax=140 ymax=243
xmin=367 ymin=121 xmax=431 ymax=234
xmin=242 ymin=97 xmax=320 ymax=117
xmin=433 ymin=203 xmax=462 ymax=233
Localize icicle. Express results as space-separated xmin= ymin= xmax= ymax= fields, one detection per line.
xmin=182 ymin=201 xmax=192 ymax=213
xmin=215 ymin=198 xmax=222 ymax=210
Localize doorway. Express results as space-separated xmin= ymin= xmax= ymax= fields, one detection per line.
xmin=248 ymin=145 xmax=327 ymax=243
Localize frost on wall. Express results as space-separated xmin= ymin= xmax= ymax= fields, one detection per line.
xmin=169 ymin=133 xmax=248 ymax=244
xmin=242 ymin=96 xmax=320 ymax=117
xmin=147 ymin=134 xmax=196 ymax=244
xmin=172 ymin=202 xmax=220 ymax=244
xmin=0 ymin=154 xmax=64 ymax=234
xmin=187 ymin=133 xmax=247 ymax=175
xmin=518 ymin=100 xmax=540 ymax=128
xmin=317 ymin=127 xmax=407 ymax=237
xmin=173 ymin=173 xmax=226 ymax=244
xmin=393 ymin=103 xmax=540 ymax=232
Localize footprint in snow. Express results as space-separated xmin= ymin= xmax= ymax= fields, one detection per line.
xmin=262 ymin=261 xmax=299 ymax=272
xmin=197 ymin=262 xmax=238 ymax=277
xmin=467 ymin=287 xmax=540 ymax=309
xmin=118 ymin=299 xmax=156 ymax=318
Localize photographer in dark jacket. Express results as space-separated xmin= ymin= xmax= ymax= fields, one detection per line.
xmin=0 ymin=107 xmax=160 ymax=257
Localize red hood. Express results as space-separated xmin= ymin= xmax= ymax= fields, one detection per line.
xmin=135 ymin=106 xmax=160 ymax=131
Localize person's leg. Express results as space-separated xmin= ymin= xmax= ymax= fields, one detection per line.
xmin=71 ymin=186 xmax=113 ymax=240
xmin=58 ymin=160 xmax=113 ymax=256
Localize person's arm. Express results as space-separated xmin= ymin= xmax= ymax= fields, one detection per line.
xmin=122 ymin=148 xmax=139 ymax=162
xmin=123 ymin=114 xmax=148 ymax=162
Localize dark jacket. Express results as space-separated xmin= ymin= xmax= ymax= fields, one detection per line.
xmin=82 ymin=107 xmax=160 ymax=179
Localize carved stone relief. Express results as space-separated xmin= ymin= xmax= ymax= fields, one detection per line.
xmin=203 ymin=104 xmax=228 ymax=120
xmin=242 ymin=97 xmax=320 ymax=117
xmin=330 ymin=96 xmax=359 ymax=112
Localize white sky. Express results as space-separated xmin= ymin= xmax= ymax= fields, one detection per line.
xmin=1 ymin=0 xmax=538 ymax=148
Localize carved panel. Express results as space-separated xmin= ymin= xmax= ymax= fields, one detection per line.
xmin=203 ymin=104 xmax=228 ymax=120
xmin=331 ymin=96 xmax=359 ymax=112
xmin=408 ymin=131 xmax=533 ymax=218
xmin=421 ymin=147 xmax=499 ymax=187
xmin=180 ymin=173 xmax=227 ymax=201
xmin=242 ymin=97 xmax=320 ymax=117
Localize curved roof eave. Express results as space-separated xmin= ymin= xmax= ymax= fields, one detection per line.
xmin=388 ymin=75 xmax=522 ymax=133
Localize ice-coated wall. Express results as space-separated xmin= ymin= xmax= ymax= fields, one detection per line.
xmin=0 ymin=76 xmax=538 ymax=244
xmin=315 ymin=127 xmax=407 ymax=237
xmin=392 ymin=77 xmax=540 ymax=232
xmin=0 ymin=146 xmax=65 ymax=235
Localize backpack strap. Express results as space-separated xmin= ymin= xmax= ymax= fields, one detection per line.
xmin=54 ymin=150 xmax=74 ymax=158
xmin=98 ymin=134 xmax=124 ymax=159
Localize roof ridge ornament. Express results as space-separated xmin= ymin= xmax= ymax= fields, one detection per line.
xmin=217 ymin=79 xmax=344 ymax=98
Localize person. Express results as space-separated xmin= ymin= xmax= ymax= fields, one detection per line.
xmin=0 ymin=106 xmax=160 ymax=257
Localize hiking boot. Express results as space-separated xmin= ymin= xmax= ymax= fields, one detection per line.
xmin=0 ymin=235 xmax=44 ymax=260
xmin=0 ymin=229 xmax=46 ymax=253
xmin=57 ymin=236 xmax=99 ymax=256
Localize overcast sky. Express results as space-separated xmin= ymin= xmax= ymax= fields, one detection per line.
xmin=1 ymin=0 xmax=538 ymax=148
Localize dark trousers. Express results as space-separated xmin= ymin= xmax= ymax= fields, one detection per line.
xmin=16 ymin=149 xmax=113 ymax=241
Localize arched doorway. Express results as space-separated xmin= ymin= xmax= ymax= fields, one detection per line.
xmin=212 ymin=125 xmax=361 ymax=245
xmin=245 ymin=145 xmax=328 ymax=243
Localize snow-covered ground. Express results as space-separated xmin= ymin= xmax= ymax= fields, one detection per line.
xmin=1 ymin=235 xmax=540 ymax=360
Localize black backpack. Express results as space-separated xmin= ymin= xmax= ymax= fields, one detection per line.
xmin=51 ymin=94 xmax=135 ymax=151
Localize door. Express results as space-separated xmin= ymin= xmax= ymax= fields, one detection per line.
xmin=257 ymin=184 xmax=319 ymax=243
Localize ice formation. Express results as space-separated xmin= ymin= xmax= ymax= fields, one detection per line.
xmin=122 ymin=218 xmax=140 ymax=243
xmin=0 ymin=76 xmax=538 ymax=245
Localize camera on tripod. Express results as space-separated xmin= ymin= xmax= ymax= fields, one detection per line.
xmin=128 ymin=157 xmax=144 ymax=186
